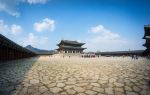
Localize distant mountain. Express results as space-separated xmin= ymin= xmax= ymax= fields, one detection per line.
xmin=25 ymin=45 xmax=40 ymax=52
xmin=25 ymin=45 xmax=55 ymax=55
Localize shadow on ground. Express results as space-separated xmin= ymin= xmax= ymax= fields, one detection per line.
xmin=0 ymin=57 xmax=39 ymax=95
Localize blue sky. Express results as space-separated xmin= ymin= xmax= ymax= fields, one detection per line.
xmin=0 ymin=0 xmax=150 ymax=51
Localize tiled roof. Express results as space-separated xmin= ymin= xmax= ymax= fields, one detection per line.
xmin=59 ymin=40 xmax=85 ymax=45
xmin=57 ymin=46 xmax=86 ymax=50
xmin=0 ymin=34 xmax=36 ymax=54
xmin=144 ymin=25 xmax=150 ymax=28
xmin=96 ymin=50 xmax=144 ymax=55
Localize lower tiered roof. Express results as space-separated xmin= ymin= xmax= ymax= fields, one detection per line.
xmin=57 ymin=46 xmax=86 ymax=50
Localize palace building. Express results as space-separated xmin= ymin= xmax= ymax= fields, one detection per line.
xmin=57 ymin=40 xmax=86 ymax=54
xmin=143 ymin=25 xmax=150 ymax=55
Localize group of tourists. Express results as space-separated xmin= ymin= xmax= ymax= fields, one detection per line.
xmin=59 ymin=53 xmax=142 ymax=59
xmin=81 ymin=53 xmax=96 ymax=58
xmin=131 ymin=54 xmax=138 ymax=60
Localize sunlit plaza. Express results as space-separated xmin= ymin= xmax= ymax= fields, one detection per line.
xmin=0 ymin=56 xmax=150 ymax=95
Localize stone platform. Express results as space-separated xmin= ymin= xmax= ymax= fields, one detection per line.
xmin=0 ymin=56 xmax=150 ymax=95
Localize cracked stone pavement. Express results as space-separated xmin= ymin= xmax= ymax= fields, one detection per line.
xmin=0 ymin=56 xmax=150 ymax=95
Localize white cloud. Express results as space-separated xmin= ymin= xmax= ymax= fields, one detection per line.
xmin=0 ymin=20 xmax=9 ymax=35
xmin=0 ymin=0 xmax=49 ymax=17
xmin=86 ymin=25 xmax=128 ymax=51
xmin=90 ymin=25 xmax=120 ymax=40
xmin=0 ymin=0 xmax=21 ymax=17
xmin=27 ymin=0 xmax=49 ymax=4
xmin=34 ymin=18 xmax=55 ymax=32
xmin=0 ymin=20 xmax=22 ymax=35
xmin=24 ymin=33 xmax=38 ymax=45
xmin=91 ymin=25 xmax=107 ymax=33
xmin=11 ymin=24 xmax=22 ymax=34
xmin=23 ymin=33 xmax=49 ymax=49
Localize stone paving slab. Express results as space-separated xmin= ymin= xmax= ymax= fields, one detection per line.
xmin=0 ymin=56 xmax=150 ymax=95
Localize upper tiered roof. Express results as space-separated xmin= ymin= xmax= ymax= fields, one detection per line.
xmin=57 ymin=40 xmax=85 ymax=46
xmin=143 ymin=25 xmax=150 ymax=39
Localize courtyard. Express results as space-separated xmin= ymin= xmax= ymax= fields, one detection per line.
xmin=0 ymin=56 xmax=150 ymax=95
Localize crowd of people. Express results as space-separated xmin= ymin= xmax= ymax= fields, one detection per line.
xmin=131 ymin=54 xmax=139 ymax=60
xmin=52 ymin=53 xmax=150 ymax=60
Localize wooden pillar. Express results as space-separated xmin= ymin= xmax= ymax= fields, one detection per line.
xmin=6 ymin=46 xmax=9 ymax=60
